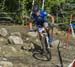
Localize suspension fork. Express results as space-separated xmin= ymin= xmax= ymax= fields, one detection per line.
xmin=38 ymin=31 xmax=42 ymax=41
xmin=37 ymin=31 xmax=46 ymax=50
xmin=46 ymin=36 xmax=50 ymax=49
xmin=45 ymin=27 xmax=50 ymax=36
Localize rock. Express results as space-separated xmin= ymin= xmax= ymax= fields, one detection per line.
xmin=8 ymin=36 xmax=23 ymax=45
xmin=0 ymin=38 xmax=5 ymax=42
xmin=0 ymin=38 xmax=8 ymax=45
xmin=61 ymin=31 xmax=66 ymax=35
xmin=55 ymin=30 xmax=66 ymax=36
xmin=0 ymin=47 xmax=1 ymax=50
xmin=2 ymin=58 xmax=7 ymax=61
xmin=10 ymin=32 xmax=21 ymax=37
xmin=53 ymin=28 xmax=59 ymax=34
xmin=30 ymin=43 xmax=34 ymax=49
xmin=36 ymin=39 xmax=39 ymax=42
xmin=22 ymin=43 xmax=34 ymax=50
xmin=26 ymin=38 xmax=29 ymax=41
xmin=0 ymin=28 xmax=8 ymax=37
xmin=51 ymin=40 xmax=63 ymax=48
xmin=10 ymin=47 xmax=17 ymax=53
xmin=56 ymin=31 xmax=61 ymax=35
xmin=0 ymin=66 xmax=2 ymax=67
xmin=28 ymin=32 xmax=37 ymax=37
xmin=2 ymin=51 xmax=6 ymax=55
xmin=0 ymin=61 xmax=13 ymax=67
xmin=15 ymin=63 xmax=25 ymax=67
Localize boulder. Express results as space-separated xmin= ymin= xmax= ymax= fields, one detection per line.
xmin=0 ymin=28 xmax=8 ymax=37
xmin=10 ymin=32 xmax=21 ymax=37
xmin=10 ymin=47 xmax=17 ymax=53
xmin=51 ymin=40 xmax=63 ymax=48
xmin=0 ymin=37 xmax=8 ymax=45
xmin=27 ymin=32 xmax=37 ymax=37
xmin=0 ymin=38 xmax=5 ymax=42
xmin=0 ymin=61 xmax=13 ymax=67
xmin=22 ymin=43 xmax=34 ymax=50
xmin=26 ymin=38 xmax=30 ymax=41
xmin=8 ymin=36 xmax=23 ymax=45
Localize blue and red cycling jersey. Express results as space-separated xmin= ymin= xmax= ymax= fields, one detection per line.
xmin=31 ymin=10 xmax=53 ymax=43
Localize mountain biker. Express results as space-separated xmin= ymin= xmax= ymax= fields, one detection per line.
xmin=29 ymin=5 xmax=54 ymax=44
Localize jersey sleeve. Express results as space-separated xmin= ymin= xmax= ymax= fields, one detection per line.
xmin=43 ymin=11 xmax=48 ymax=16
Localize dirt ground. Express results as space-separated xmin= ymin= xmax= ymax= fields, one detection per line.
xmin=0 ymin=24 xmax=75 ymax=67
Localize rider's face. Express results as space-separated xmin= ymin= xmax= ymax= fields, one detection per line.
xmin=35 ymin=11 xmax=40 ymax=16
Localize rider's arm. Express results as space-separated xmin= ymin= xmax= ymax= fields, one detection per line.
xmin=47 ymin=14 xmax=54 ymax=24
xmin=29 ymin=14 xmax=35 ymax=31
xmin=43 ymin=11 xmax=54 ymax=24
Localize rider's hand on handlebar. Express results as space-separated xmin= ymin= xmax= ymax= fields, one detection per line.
xmin=50 ymin=22 xmax=54 ymax=27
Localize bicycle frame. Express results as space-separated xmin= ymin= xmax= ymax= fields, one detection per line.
xmin=37 ymin=27 xmax=50 ymax=50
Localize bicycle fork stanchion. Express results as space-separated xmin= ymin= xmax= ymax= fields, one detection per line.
xmin=41 ymin=37 xmax=46 ymax=52
xmin=46 ymin=36 xmax=50 ymax=49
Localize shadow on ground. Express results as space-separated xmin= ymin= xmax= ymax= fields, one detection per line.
xmin=21 ymin=41 xmax=52 ymax=61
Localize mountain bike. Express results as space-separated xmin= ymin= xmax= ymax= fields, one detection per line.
xmin=33 ymin=25 xmax=51 ymax=61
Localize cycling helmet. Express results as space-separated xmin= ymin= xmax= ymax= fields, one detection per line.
xmin=33 ymin=6 xmax=39 ymax=13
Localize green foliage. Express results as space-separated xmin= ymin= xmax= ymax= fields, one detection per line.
xmin=47 ymin=0 xmax=65 ymax=6
xmin=58 ymin=23 xmax=69 ymax=30
xmin=0 ymin=0 xmax=75 ymax=30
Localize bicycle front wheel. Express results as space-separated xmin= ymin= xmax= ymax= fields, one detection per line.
xmin=41 ymin=37 xmax=51 ymax=61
